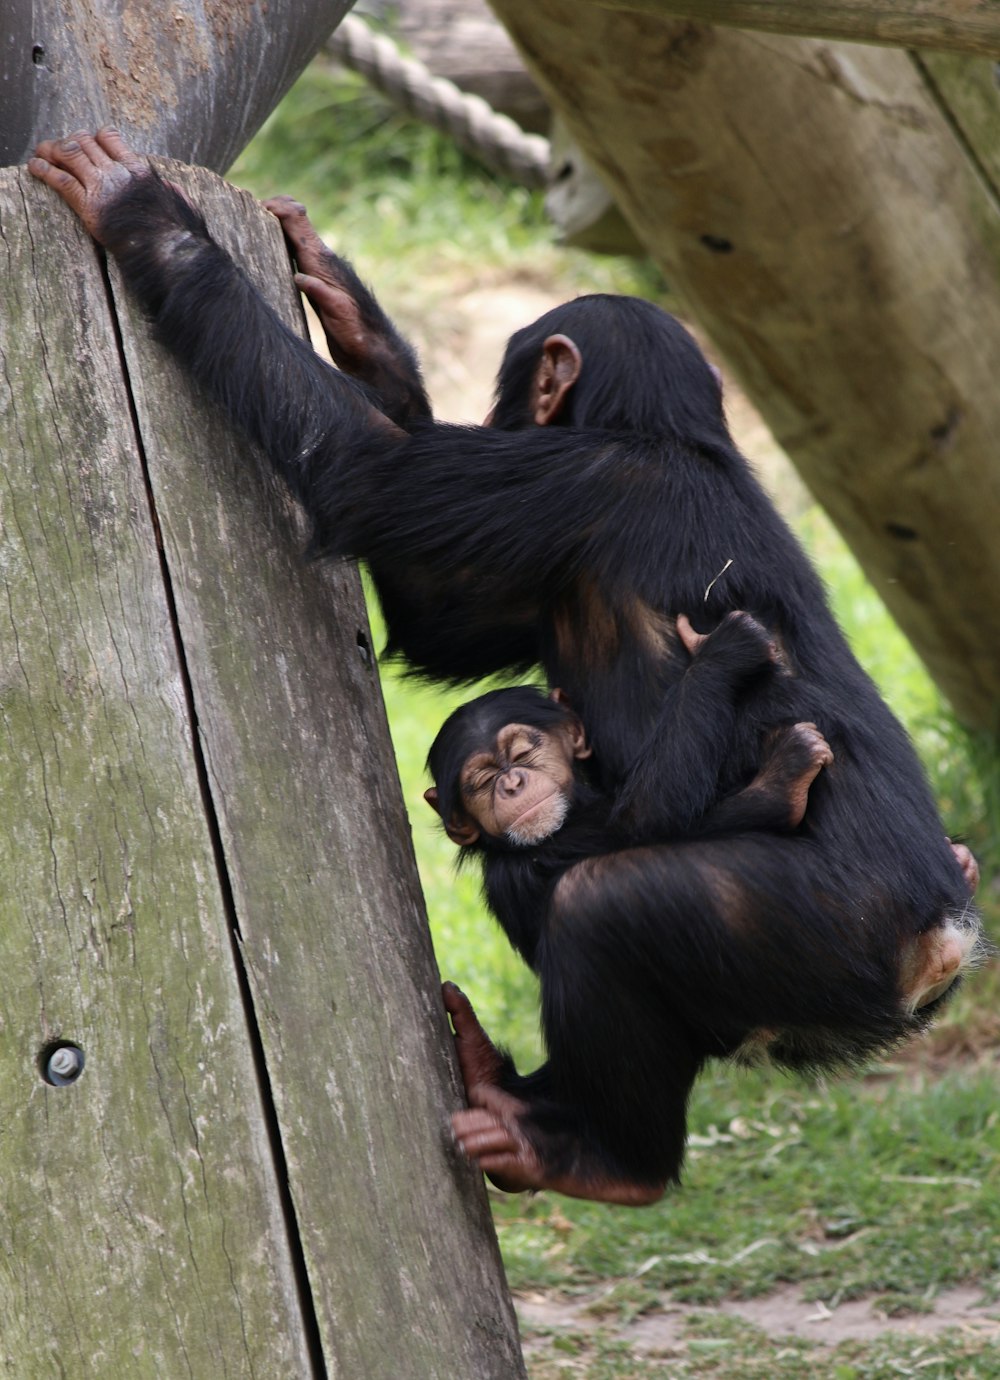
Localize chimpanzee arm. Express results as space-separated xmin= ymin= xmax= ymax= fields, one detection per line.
xmin=265 ymin=196 xmax=432 ymax=429
xmin=30 ymin=136 xmax=632 ymax=665
xmin=30 ymin=130 xmax=409 ymax=502
xmin=31 ymin=134 xmax=782 ymax=691
xmin=99 ymin=176 xmax=409 ymax=488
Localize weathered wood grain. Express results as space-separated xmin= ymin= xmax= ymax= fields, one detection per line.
xmin=1 ymin=0 xmax=353 ymax=171
xmin=0 ymin=169 xmax=310 ymax=1377
xmin=105 ymin=163 xmax=525 ymax=1378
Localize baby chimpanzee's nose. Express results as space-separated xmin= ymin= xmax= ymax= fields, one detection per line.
xmin=496 ymin=769 xmax=527 ymax=798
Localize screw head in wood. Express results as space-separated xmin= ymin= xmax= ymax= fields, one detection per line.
xmin=45 ymin=1045 xmax=85 ymax=1086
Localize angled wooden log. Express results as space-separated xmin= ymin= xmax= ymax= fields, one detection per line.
xmin=586 ymin=0 xmax=1000 ymax=57
xmin=0 ymin=165 xmax=525 ymax=1378
xmin=488 ymin=1 xmax=1000 ymax=730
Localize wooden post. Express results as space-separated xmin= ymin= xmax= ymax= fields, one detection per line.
xmin=1 ymin=0 xmax=353 ymax=170
xmin=0 ymin=164 xmax=525 ymax=1376
xmin=488 ymin=0 xmax=1000 ymax=730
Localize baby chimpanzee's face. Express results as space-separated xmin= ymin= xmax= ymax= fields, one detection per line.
xmin=457 ymin=721 xmax=584 ymax=846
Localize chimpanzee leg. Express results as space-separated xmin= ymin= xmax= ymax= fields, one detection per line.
xmin=611 ymin=611 xmax=782 ymax=838
xmin=451 ymin=839 xmax=817 ymax=1197
xmin=448 ymin=834 xmax=937 ymax=1200
xmin=694 ymin=722 xmax=833 ymax=836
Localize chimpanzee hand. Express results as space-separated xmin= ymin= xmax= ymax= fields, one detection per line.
xmin=28 ymin=128 xmax=151 ymax=244
xmin=264 ymin=197 xmax=375 ymax=373
xmin=265 ymin=196 xmax=430 ymax=426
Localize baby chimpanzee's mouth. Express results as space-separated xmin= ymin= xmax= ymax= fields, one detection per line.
xmin=504 ymin=790 xmax=569 ymax=846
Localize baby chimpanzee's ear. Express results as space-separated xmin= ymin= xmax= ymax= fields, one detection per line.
xmin=423 ymin=787 xmax=480 ymax=846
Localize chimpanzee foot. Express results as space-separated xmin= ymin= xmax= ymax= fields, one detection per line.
xmin=754 ymin=722 xmax=834 ymax=829
xmin=443 ymin=981 xmax=508 ymax=1092
xmin=452 ymin=1093 xmax=665 ymax=1204
xmin=443 ymin=982 xmax=543 ymax=1193
xmin=779 ymin=722 xmax=833 ymax=828
xmin=676 ymin=610 xmax=779 ymax=666
xmin=452 ymin=1092 xmax=546 ymax=1195
xmin=949 ymin=840 xmax=979 ymax=895
xmin=444 ymin=983 xmax=664 ymax=1205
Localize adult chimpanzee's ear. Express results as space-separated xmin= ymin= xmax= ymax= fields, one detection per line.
xmin=549 ymin=688 xmax=593 ymax=760
xmin=567 ymin=717 xmax=593 ymax=759
xmin=533 ymin=334 xmax=582 ymax=426
xmin=424 ymin=787 xmax=480 ymax=846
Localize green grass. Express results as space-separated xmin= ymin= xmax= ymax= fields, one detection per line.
xmin=231 ymin=65 xmax=545 ymax=262
xmin=237 ymin=65 xmax=1000 ymax=1379
xmin=493 ymin=1063 xmax=1000 ymax=1301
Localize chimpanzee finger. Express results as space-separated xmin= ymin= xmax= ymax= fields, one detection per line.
xmin=452 ymin=1110 xmax=518 ymax=1159
xmin=443 ymin=981 xmax=508 ymax=1096
xmin=476 ymin=1154 xmax=525 ymax=1176
xmin=466 ymin=1080 xmax=529 ymax=1118
xmin=45 ymin=132 xmax=110 ymax=177
xmin=293 ymin=275 xmax=361 ymax=326
xmin=68 ymin=129 xmax=122 ymax=171
xmin=27 ymin=156 xmax=89 ymax=216
xmin=263 ymin=195 xmax=305 ymax=211
xmin=94 ymin=126 xmax=149 ymax=174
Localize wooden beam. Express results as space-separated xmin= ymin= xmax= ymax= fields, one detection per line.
xmin=587 ymin=0 xmax=1000 ymax=57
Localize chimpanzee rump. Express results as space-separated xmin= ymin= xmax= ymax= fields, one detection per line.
xmin=28 ymin=132 xmax=982 ymax=1202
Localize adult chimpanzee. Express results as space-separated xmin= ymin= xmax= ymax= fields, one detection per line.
xmin=30 ymin=132 xmax=982 ymax=1201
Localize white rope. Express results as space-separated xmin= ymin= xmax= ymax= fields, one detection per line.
xmin=326 ymin=13 xmax=551 ymax=188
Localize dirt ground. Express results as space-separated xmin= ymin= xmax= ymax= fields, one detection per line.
xmin=515 ymin=1283 xmax=1000 ymax=1354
